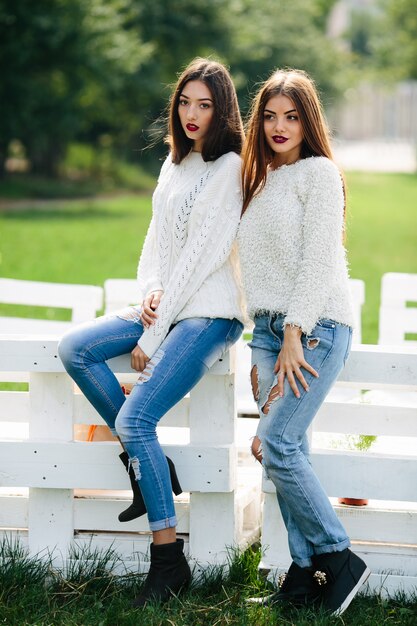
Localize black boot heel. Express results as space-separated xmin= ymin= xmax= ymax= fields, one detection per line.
xmin=118 ymin=453 xmax=182 ymax=522
xmin=118 ymin=452 xmax=147 ymax=522
xmin=167 ymin=456 xmax=182 ymax=496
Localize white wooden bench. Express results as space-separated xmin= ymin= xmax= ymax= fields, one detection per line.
xmin=0 ymin=277 xmax=103 ymax=333
xmin=259 ymin=344 xmax=417 ymax=597
xmin=0 ymin=335 xmax=261 ymax=571
xmin=379 ymin=272 xmax=417 ymax=346
xmin=368 ymin=272 xmax=417 ymax=408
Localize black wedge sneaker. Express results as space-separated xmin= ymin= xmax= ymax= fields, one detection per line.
xmin=312 ymin=548 xmax=371 ymax=616
xmin=247 ymin=561 xmax=322 ymax=607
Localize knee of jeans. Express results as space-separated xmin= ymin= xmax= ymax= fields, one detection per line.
xmin=114 ymin=413 xmax=128 ymax=440
xmin=263 ymin=435 xmax=299 ymax=465
xmin=58 ymin=331 xmax=82 ymax=367
xmin=115 ymin=412 xmax=154 ymax=442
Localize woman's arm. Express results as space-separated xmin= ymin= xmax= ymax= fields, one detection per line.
xmin=136 ymin=156 xmax=173 ymax=301
xmin=284 ymin=158 xmax=345 ymax=335
xmin=277 ymin=158 xmax=344 ymax=396
xmin=136 ymin=214 xmax=163 ymax=301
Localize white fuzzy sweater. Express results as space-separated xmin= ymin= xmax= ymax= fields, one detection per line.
xmin=136 ymin=150 xmax=245 ymax=358
xmin=237 ymin=156 xmax=354 ymax=335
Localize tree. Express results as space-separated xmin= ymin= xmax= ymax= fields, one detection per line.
xmin=0 ymin=0 xmax=144 ymax=176
xmin=372 ymin=0 xmax=417 ymax=80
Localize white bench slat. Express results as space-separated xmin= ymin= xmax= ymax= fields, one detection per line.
xmin=314 ymin=400 xmax=417 ymax=437
xmin=263 ymin=450 xmax=417 ymax=501
xmin=0 ymin=336 xmax=233 ymax=375
xmin=0 ymin=278 xmax=103 ymax=318
xmin=0 ymin=441 xmax=235 ymax=492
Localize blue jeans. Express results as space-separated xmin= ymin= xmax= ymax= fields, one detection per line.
xmin=58 ymin=310 xmax=243 ymax=531
xmin=250 ymin=313 xmax=353 ymax=568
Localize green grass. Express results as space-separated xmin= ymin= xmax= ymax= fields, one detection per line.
xmin=0 ymin=539 xmax=416 ymax=625
xmin=0 ymin=195 xmax=152 ymax=322
xmin=1 ymin=171 xmax=416 ymax=342
xmin=346 ymin=171 xmax=417 ymax=342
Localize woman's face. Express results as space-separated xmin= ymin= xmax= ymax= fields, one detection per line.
xmin=178 ymin=80 xmax=214 ymax=152
xmin=263 ymin=94 xmax=303 ymax=166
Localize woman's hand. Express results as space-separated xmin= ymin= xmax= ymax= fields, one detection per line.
xmin=274 ymin=326 xmax=319 ymax=397
xmin=140 ymin=290 xmax=163 ymax=328
xmin=131 ymin=345 xmax=150 ymax=372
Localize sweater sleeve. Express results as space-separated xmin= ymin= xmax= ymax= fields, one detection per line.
xmin=284 ymin=158 xmax=345 ymax=335
xmin=137 ymin=153 xmax=242 ymax=358
xmin=135 ymin=156 xmax=173 ymax=299
xmin=136 ymin=213 xmax=163 ymax=300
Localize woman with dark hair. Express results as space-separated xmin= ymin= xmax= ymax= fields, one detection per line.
xmin=237 ymin=69 xmax=370 ymax=616
xmin=59 ymin=58 xmax=245 ymax=606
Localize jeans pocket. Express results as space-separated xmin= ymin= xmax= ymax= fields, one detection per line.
xmin=343 ymin=328 xmax=353 ymax=365
xmin=225 ymin=319 xmax=244 ymax=348
xmin=317 ymin=318 xmax=336 ymax=330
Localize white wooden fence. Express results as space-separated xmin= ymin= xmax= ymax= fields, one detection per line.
xmin=0 ymin=336 xmax=261 ymax=571
xmin=1 ymin=273 xmax=417 ymax=596
xmin=260 ymin=344 xmax=417 ymax=597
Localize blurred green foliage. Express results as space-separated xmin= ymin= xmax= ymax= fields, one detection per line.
xmin=0 ymin=0 xmax=342 ymax=179
xmin=0 ymin=0 xmax=415 ymax=182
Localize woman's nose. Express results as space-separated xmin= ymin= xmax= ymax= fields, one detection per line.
xmin=274 ymin=117 xmax=285 ymax=133
xmin=187 ymin=105 xmax=197 ymax=120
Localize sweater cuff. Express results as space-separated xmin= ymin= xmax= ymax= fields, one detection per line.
xmin=137 ymin=330 xmax=162 ymax=360
xmin=283 ymin=315 xmax=314 ymax=337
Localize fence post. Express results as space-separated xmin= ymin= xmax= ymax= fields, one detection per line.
xmin=28 ymin=372 xmax=74 ymax=562
xmin=188 ymin=352 xmax=238 ymax=564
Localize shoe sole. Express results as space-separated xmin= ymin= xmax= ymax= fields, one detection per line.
xmin=246 ymin=594 xmax=275 ymax=606
xmin=332 ymin=566 xmax=371 ymax=616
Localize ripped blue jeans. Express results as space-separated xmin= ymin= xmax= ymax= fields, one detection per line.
xmin=250 ymin=313 xmax=352 ymax=568
xmin=58 ymin=309 xmax=243 ymax=531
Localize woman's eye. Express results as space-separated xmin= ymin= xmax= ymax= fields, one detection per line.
xmin=288 ymin=115 xmax=298 ymax=121
xmin=179 ymin=99 xmax=188 ymax=106
xmin=264 ymin=114 xmax=274 ymax=121
xmin=200 ymin=103 xmax=210 ymax=109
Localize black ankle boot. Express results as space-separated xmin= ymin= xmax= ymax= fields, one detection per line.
xmin=312 ymin=549 xmax=371 ymax=616
xmin=247 ymin=561 xmax=322 ymax=607
xmin=132 ymin=538 xmax=191 ymax=607
xmin=118 ymin=453 xmax=183 ymax=523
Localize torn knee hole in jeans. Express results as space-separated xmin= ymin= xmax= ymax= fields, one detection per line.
xmin=251 ymin=436 xmax=263 ymax=464
xmin=117 ymin=306 xmax=142 ymax=324
xmin=307 ymin=337 xmax=320 ymax=350
xmin=262 ymin=383 xmax=280 ymax=415
xmin=251 ymin=365 xmax=260 ymax=402
xmin=137 ymin=348 xmax=164 ymax=384
xmin=129 ymin=456 xmax=141 ymax=480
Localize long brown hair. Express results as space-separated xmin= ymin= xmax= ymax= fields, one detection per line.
xmin=242 ymin=69 xmax=342 ymax=215
xmin=167 ymin=58 xmax=244 ymax=164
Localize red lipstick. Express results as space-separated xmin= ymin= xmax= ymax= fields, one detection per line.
xmin=273 ymin=136 xmax=288 ymax=144
xmin=186 ymin=124 xmax=199 ymax=132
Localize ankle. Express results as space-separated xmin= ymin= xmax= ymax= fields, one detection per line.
xmin=153 ymin=527 xmax=177 ymax=545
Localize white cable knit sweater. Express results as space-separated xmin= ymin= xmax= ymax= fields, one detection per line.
xmin=136 ymin=150 xmax=245 ymax=358
xmin=237 ymin=156 xmax=354 ymax=335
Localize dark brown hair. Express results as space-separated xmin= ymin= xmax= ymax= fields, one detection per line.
xmin=242 ymin=68 xmax=342 ymax=215
xmin=167 ymin=58 xmax=244 ymax=163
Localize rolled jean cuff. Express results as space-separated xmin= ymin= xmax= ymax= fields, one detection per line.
xmin=293 ymin=556 xmax=314 ymax=569
xmin=314 ymin=537 xmax=351 ymax=556
xmin=149 ymin=515 xmax=177 ymax=532
xmin=109 ymin=426 xmax=118 ymax=437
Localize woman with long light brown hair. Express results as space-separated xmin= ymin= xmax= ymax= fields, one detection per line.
xmin=238 ymin=69 xmax=370 ymax=616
